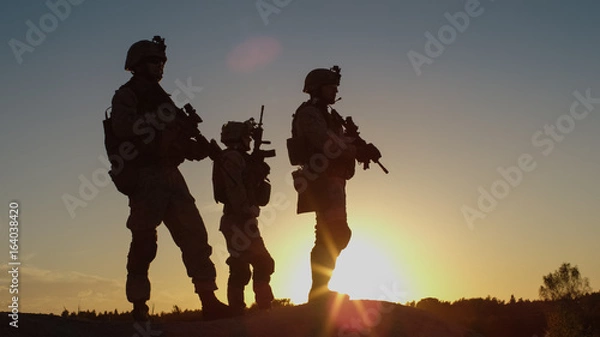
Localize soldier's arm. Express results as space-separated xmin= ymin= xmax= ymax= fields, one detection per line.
xmin=221 ymin=151 xmax=250 ymax=213
xmin=111 ymin=87 xmax=143 ymax=139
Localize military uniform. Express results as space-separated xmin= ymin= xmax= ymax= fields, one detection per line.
xmin=213 ymin=124 xmax=275 ymax=314
xmin=111 ymin=76 xmax=218 ymax=303
xmin=107 ymin=36 xmax=231 ymax=321
xmin=292 ymin=98 xmax=354 ymax=299
xmin=287 ymin=66 xmax=358 ymax=301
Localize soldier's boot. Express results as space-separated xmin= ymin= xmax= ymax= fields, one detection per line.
xmin=227 ymin=286 xmax=246 ymax=316
xmin=253 ymin=281 xmax=274 ymax=310
xmin=308 ymin=269 xmax=349 ymax=303
xmin=131 ymin=301 xmax=150 ymax=322
xmin=199 ymin=291 xmax=235 ymax=321
xmin=309 ymin=288 xmax=350 ymax=303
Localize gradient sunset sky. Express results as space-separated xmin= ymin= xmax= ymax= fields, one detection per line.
xmin=1 ymin=0 xmax=599 ymax=314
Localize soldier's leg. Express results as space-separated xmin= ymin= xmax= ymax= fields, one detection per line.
xmin=162 ymin=168 xmax=217 ymax=290
xmin=126 ymin=228 xmax=158 ymax=304
xmin=163 ymin=200 xmax=236 ymax=320
xmin=163 ymin=170 xmax=232 ymax=320
xmin=243 ymin=219 xmax=275 ymax=310
xmin=310 ymin=208 xmax=352 ymax=291
xmin=163 ymin=198 xmax=217 ymax=291
xmin=220 ymin=215 xmax=252 ymax=314
xmin=309 ymin=178 xmax=351 ymax=298
xmin=125 ymin=168 xmax=169 ymax=319
xmin=226 ymin=256 xmax=251 ymax=314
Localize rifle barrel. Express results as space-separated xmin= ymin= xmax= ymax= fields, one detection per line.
xmin=376 ymin=161 xmax=389 ymax=174
xmin=259 ymin=105 xmax=264 ymax=125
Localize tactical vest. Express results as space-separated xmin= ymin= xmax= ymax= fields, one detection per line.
xmin=287 ymin=100 xmax=353 ymax=179
xmin=124 ymin=78 xmax=175 ymax=163
xmin=103 ymin=77 xmax=179 ymax=195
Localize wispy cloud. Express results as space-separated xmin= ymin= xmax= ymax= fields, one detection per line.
xmin=0 ymin=265 xmax=124 ymax=314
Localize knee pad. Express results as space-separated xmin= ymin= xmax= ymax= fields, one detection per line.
xmin=127 ymin=230 xmax=158 ymax=273
xmin=254 ymin=255 xmax=275 ymax=280
xmin=332 ymin=222 xmax=352 ymax=251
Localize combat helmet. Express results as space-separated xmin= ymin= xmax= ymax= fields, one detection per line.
xmin=221 ymin=120 xmax=253 ymax=146
xmin=124 ymin=36 xmax=167 ymax=71
xmin=303 ymin=65 xmax=341 ymax=94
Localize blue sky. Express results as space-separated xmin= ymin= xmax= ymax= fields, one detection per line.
xmin=1 ymin=0 xmax=599 ymax=314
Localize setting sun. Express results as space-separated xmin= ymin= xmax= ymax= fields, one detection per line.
xmin=329 ymin=237 xmax=409 ymax=303
xmin=277 ymin=234 xmax=411 ymax=305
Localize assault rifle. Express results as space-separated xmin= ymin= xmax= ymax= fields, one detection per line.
xmin=173 ymin=103 xmax=211 ymax=161
xmin=246 ymin=105 xmax=276 ymax=183
xmin=249 ymin=105 xmax=276 ymax=161
xmin=331 ymin=109 xmax=389 ymax=174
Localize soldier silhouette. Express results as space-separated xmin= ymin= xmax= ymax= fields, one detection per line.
xmin=105 ymin=36 xmax=233 ymax=321
xmin=212 ymin=120 xmax=275 ymax=315
xmin=287 ymin=66 xmax=357 ymax=302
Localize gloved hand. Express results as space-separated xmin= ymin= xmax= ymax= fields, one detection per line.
xmin=256 ymin=161 xmax=271 ymax=179
xmin=182 ymin=138 xmax=210 ymax=161
xmin=356 ymin=143 xmax=381 ymax=163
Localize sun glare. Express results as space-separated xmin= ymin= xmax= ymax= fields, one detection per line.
xmin=329 ymin=237 xmax=408 ymax=303
xmin=274 ymin=229 xmax=411 ymax=305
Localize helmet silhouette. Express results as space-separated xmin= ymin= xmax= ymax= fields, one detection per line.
xmin=221 ymin=121 xmax=253 ymax=145
xmin=125 ymin=36 xmax=167 ymax=71
xmin=303 ymin=65 xmax=341 ymax=94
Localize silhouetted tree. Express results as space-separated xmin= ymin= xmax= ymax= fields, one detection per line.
xmin=539 ymin=263 xmax=595 ymax=337
xmin=272 ymin=298 xmax=294 ymax=307
xmin=539 ymin=263 xmax=591 ymax=301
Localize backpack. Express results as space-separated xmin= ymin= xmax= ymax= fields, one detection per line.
xmin=103 ymin=107 xmax=139 ymax=196
xmin=286 ymin=102 xmax=311 ymax=166
xmin=212 ymin=154 xmax=228 ymax=204
xmin=212 ymin=149 xmax=271 ymax=206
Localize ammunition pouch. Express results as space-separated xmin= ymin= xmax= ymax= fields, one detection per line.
xmin=286 ymin=136 xmax=310 ymax=166
xmin=103 ymin=115 xmax=139 ymax=196
xmin=255 ymin=180 xmax=271 ymax=207
xmin=248 ymin=160 xmax=271 ymax=207
xmin=292 ymin=169 xmax=331 ymax=213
